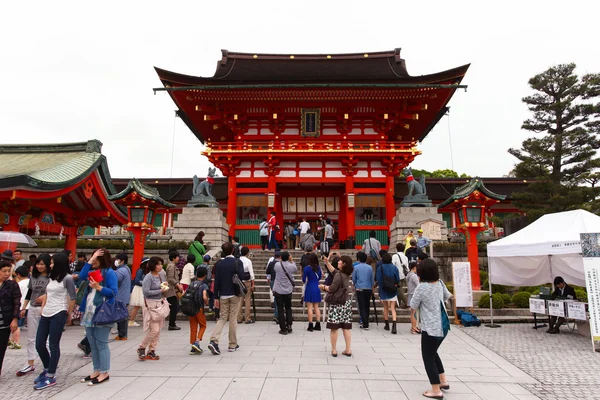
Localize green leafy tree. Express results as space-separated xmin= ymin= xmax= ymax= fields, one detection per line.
xmin=405 ymin=168 xmax=469 ymax=178
xmin=508 ymin=63 xmax=600 ymax=220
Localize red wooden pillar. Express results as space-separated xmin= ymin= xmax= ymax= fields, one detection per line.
xmin=464 ymin=227 xmax=483 ymax=290
xmin=226 ymin=175 xmax=237 ymax=238
xmin=345 ymin=174 xmax=355 ymax=244
xmin=339 ymin=194 xmax=347 ymax=245
xmin=64 ymin=229 xmax=78 ymax=259
xmin=129 ymin=228 xmax=147 ymax=279
xmin=275 ymin=188 xmax=284 ymax=243
xmin=385 ymin=175 xmax=396 ymax=229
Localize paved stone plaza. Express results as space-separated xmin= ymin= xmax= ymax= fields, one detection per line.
xmin=3 ymin=320 xmax=594 ymax=400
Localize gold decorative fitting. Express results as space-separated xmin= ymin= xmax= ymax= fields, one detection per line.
xmin=253 ymin=55 xmax=258 ymax=58
xmin=384 ymin=113 xmax=388 ymax=119
xmin=273 ymin=113 xmax=277 ymax=119
xmin=364 ymin=54 xmax=369 ymax=57
xmin=234 ymin=114 xmax=238 ymax=120
xmin=344 ymin=113 xmax=349 ymax=120
xmin=290 ymin=55 xmax=295 ymax=59
xmin=154 ymin=180 xmax=159 ymax=183
xmin=326 ymin=55 xmax=331 ymax=59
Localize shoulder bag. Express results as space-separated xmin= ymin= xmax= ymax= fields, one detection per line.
xmin=279 ymin=262 xmax=296 ymax=288
xmin=91 ymin=270 xmax=128 ymax=325
xmin=368 ymin=238 xmax=379 ymax=260
xmin=439 ymin=280 xmax=450 ymax=337
xmin=232 ymin=259 xmax=248 ymax=297
xmin=381 ymin=265 xmax=398 ymax=293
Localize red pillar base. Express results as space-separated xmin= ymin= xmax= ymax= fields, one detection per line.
xmin=464 ymin=228 xmax=483 ymax=290
xmin=129 ymin=228 xmax=148 ymax=279
xmin=64 ymin=233 xmax=78 ymax=260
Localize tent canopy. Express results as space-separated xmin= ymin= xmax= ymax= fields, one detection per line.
xmin=487 ymin=209 xmax=600 ymax=287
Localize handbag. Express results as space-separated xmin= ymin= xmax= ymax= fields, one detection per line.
xmin=145 ymin=298 xmax=170 ymax=321
xmin=381 ymin=266 xmax=398 ymax=293
xmin=92 ymin=299 xmax=129 ymax=325
xmin=324 ymin=271 xmax=347 ymax=305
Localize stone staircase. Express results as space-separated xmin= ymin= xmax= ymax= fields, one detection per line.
xmin=218 ymin=249 xmax=413 ymax=323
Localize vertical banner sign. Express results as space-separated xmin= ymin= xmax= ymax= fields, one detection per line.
xmin=580 ymin=233 xmax=600 ymax=352
xmin=452 ymin=262 xmax=473 ymax=307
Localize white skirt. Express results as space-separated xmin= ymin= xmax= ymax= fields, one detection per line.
xmin=130 ymin=285 xmax=144 ymax=307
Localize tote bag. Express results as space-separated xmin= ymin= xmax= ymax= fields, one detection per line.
xmin=145 ymin=298 xmax=170 ymax=322
xmin=92 ymin=299 xmax=129 ymax=325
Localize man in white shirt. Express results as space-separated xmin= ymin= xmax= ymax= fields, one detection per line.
xmin=237 ymin=246 xmax=255 ymax=324
xmin=299 ymin=218 xmax=310 ymax=242
xmin=13 ymin=250 xmax=25 ymax=268
xmin=391 ymin=243 xmax=409 ymax=308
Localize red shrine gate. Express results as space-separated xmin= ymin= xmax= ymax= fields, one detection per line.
xmin=155 ymin=49 xmax=468 ymax=248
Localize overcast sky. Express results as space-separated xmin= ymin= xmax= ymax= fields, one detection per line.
xmin=2 ymin=0 xmax=598 ymax=180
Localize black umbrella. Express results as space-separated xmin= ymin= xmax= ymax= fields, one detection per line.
xmin=251 ymin=289 xmax=257 ymax=322
xmin=371 ymin=293 xmax=379 ymax=326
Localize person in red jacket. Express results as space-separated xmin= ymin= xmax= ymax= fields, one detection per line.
xmin=267 ymin=211 xmax=280 ymax=251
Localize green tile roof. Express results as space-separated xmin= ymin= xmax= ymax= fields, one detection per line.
xmin=109 ymin=178 xmax=175 ymax=208
xmin=0 ymin=140 xmax=108 ymax=190
xmin=438 ymin=177 xmax=507 ymax=208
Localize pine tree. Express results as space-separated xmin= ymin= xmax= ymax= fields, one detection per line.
xmin=508 ymin=64 xmax=600 ymax=220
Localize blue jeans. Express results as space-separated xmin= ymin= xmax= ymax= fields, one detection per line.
xmin=268 ymin=231 xmax=279 ymax=250
xmin=85 ymin=326 xmax=111 ymax=373
xmin=36 ymin=310 xmax=67 ymax=376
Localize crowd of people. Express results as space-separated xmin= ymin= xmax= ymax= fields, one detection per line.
xmin=0 ymin=224 xmax=453 ymax=398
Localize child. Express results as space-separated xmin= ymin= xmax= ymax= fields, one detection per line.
xmin=9 ymin=265 xmax=30 ymax=349
xmin=188 ymin=266 xmax=209 ymax=355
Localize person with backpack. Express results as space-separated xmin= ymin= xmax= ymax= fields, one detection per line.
xmin=113 ymin=253 xmax=131 ymax=341
xmin=410 ymin=259 xmax=453 ymax=399
xmin=302 ymin=253 xmax=322 ymax=332
xmin=376 ymin=253 xmax=400 ymax=335
xmin=406 ymin=239 xmax=419 ymax=263
xmin=232 ymin=237 xmax=242 ymax=259
xmin=391 ymin=243 xmax=409 ymax=309
xmin=361 ymin=230 xmax=381 ymax=273
xmin=259 ymin=218 xmax=269 ymax=251
xmin=352 ymin=252 xmax=374 ymax=330
xmin=299 ymin=229 xmax=317 ymax=252
xmin=208 ymin=242 xmax=245 ymax=355
xmin=266 ymin=251 xmax=281 ymax=324
xmin=182 ymin=266 xmax=209 ymax=355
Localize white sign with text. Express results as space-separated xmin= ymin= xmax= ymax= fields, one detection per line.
xmin=529 ymin=298 xmax=546 ymax=315
xmin=567 ymin=302 xmax=587 ymax=321
xmin=452 ymin=262 xmax=473 ymax=308
xmin=547 ymin=300 xmax=565 ymax=317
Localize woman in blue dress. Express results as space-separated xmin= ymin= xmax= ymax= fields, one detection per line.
xmin=302 ymin=253 xmax=322 ymax=332
xmin=376 ymin=252 xmax=400 ymax=335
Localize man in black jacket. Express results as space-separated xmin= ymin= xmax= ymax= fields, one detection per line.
xmin=547 ymin=276 xmax=577 ymax=334
xmin=208 ymin=242 xmax=245 ymax=355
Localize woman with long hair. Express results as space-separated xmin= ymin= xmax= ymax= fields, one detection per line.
xmin=137 ymin=257 xmax=168 ymax=361
xmin=0 ymin=260 xmax=21 ymax=377
xmin=128 ymin=257 xmax=149 ymax=327
xmin=410 ymin=259 xmax=453 ymax=399
xmin=188 ymin=231 xmax=206 ymax=268
xmin=77 ymin=248 xmax=118 ymax=386
xmin=33 ymin=253 xmax=76 ymax=390
xmin=321 ymin=255 xmax=353 ymax=357
xmin=376 ymin=253 xmax=400 ymax=334
xmin=16 ymin=254 xmax=51 ymax=378
xmin=302 ymin=253 xmax=322 ymax=332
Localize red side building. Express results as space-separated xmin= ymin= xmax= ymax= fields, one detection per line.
xmin=155 ymin=49 xmax=469 ymax=247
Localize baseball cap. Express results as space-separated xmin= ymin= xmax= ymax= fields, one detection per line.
xmin=417 ymin=229 xmax=423 ymax=233
xmin=274 ymin=251 xmax=282 ymax=258
xmin=203 ymin=254 xmax=211 ymax=262
xmin=140 ymin=257 xmax=150 ymax=267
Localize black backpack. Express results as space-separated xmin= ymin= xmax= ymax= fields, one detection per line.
xmin=300 ymin=253 xmax=310 ymax=268
xmin=232 ymin=243 xmax=241 ymax=259
xmin=180 ymin=282 xmax=202 ymax=316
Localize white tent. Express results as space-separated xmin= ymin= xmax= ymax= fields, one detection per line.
xmin=487 ymin=209 xmax=600 ymax=287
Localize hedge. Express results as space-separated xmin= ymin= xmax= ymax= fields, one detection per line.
xmin=575 ymin=289 xmax=588 ymax=302
xmin=478 ymin=293 xmax=504 ymax=309
xmin=501 ymin=293 xmax=512 ymax=305
xmin=32 ymin=239 xmax=191 ymax=251
xmin=511 ymin=292 xmax=531 ymax=308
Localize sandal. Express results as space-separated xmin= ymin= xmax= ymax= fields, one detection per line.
xmin=440 ymin=382 xmax=450 ymax=390
xmin=331 ymin=351 xmax=338 ymax=357
xmin=88 ymin=376 xmax=110 ymax=386
xmin=342 ymin=351 xmax=352 ymax=357
xmin=422 ymin=390 xmax=443 ymax=399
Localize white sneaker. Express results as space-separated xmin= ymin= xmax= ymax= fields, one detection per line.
xmin=128 ymin=321 xmax=140 ymax=327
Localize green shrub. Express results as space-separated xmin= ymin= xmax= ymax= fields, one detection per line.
xmin=575 ymin=289 xmax=588 ymax=302
xmin=478 ymin=293 xmax=504 ymax=309
xmin=482 ymin=279 xmax=511 ymax=294
xmin=511 ymin=291 xmax=531 ymax=308
xmin=479 ymin=270 xmax=488 ymax=285
xmin=446 ymin=284 xmax=454 ymax=294
xmin=501 ymin=293 xmax=512 ymax=305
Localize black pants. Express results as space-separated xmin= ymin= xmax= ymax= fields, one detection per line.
xmin=80 ymin=336 xmax=91 ymax=354
xmin=117 ymin=318 xmax=128 ymax=338
xmin=549 ymin=316 xmax=565 ymax=329
xmin=421 ymin=331 xmax=445 ymax=385
xmin=260 ymin=235 xmax=269 ymax=250
xmin=356 ymin=290 xmax=372 ymax=328
xmin=167 ymin=296 xmax=179 ymax=327
xmin=0 ymin=326 xmax=10 ymax=375
xmin=274 ymin=293 xmax=293 ymax=332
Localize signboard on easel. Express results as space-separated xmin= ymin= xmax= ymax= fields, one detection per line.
xmin=452 ymin=262 xmax=473 ymax=307
xmin=580 ymin=233 xmax=600 ymax=353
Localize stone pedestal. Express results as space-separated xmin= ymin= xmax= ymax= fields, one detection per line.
xmin=171 ymin=207 xmax=229 ymax=255
xmin=389 ymin=206 xmax=448 ymax=247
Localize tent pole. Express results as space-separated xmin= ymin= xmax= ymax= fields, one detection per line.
xmin=549 ymin=255 xmax=555 ymax=291
xmin=485 ymin=261 xmax=501 ymax=328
